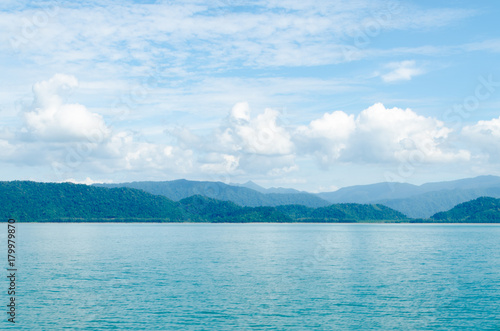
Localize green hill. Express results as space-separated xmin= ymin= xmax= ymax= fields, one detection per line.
xmin=277 ymin=203 xmax=408 ymax=222
xmin=0 ymin=181 xmax=186 ymax=222
xmin=431 ymin=197 xmax=500 ymax=223
xmin=0 ymin=181 xmax=408 ymax=223
xmin=178 ymin=195 xmax=292 ymax=223
xmin=317 ymin=176 xmax=500 ymax=218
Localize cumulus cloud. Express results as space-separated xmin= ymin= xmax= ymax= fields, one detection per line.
xmin=199 ymin=153 xmax=240 ymax=174
xmin=4 ymin=73 xmax=494 ymax=183
xmin=170 ymin=102 xmax=296 ymax=176
xmin=174 ymin=102 xmax=294 ymax=157
xmin=351 ymin=103 xmax=469 ymax=163
xmin=8 ymin=74 xmax=197 ymax=181
xmin=172 ymin=102 xmax=474 ymax=177
xmin=462 ymin=116 xmax=500 ymax=161
xmin=94 ymin=130 xmax=194 ymax=173
xmin=24 ymin=74 xmax=110 ymax=142
xmin=296 ymin=103 xmax=469 ymax=165
xmin=227 ymin=102 xmax=293 ymax=155
xmin=295 ymin=111 xmax=355 ymax=165
xmin=381 ymin=60 xmax=424 ymax=83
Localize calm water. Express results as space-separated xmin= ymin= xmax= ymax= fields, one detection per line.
xmin=2 ymin=223 xmax=500 ymax=330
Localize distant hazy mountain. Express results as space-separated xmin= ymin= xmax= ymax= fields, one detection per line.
xmin=234 ymin=181 xmax=303 ymax=194
xmin=431 ymin=197 xmax=500 ymax=223
xmin=317 ymin=182 xmax=418 ymax=204
xmin=317 ymin=176 xmax=500 ymax=218
xmin=5 ymin=180 xmax=498 ymax=223
xmin=96 ymin=179 xmax=329 ymax=208
xmin=235 ymin=181 xmax=267 ymax=193
xmin=378 ymin=187 xmax=500 ymax=218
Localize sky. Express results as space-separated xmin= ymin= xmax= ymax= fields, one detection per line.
xmin=1 ymin=0 xmax=499 ymax=192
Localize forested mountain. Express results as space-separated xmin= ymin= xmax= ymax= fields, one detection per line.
xmin=178 ymin=195 xmax=293 ymax=223
xmin=379 ymin=187 xmax=500 ymax=218
xmin=431 ymin=197 xmax=500 ymax=223
xmin=277 ymin=203 xmax=407 ymax=222
xmin=3 ymin=181 xmax=499 ymax=223
xmin=96 ymin=180 xmax=330 ymax=208
xmin=0 ymin=181 xmax=407 ymax=223
xmin=316 ymin=176 xmax=500 ymax=218
xmin=94 ymin=176 xmax=500 ymax=218
xmin=0 ymin=181 xmax=186 ymax=222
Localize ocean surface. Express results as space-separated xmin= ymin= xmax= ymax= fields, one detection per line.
xmin=2 ymin=223 xmax=500 ymax=330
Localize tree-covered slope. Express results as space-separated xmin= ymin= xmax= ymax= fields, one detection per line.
xmin=277 ymin=203 xmax=407 ymax=222
xmin=316 ymin=176 xmax=500 ymax=218
xmin=178 ymin=195 xmax=292 ymax=222
xmin=378 ymin=187 xmax=500 ymax=218
xmin=431 ymin=197 xmax=500 ymax=223
xmin=0 ymin=181 xmax=187 ymax=222
xmin=95 ymin=180 xmax=330 ymax=208
xmin=0 ymin=181 xmax=410 ymax=223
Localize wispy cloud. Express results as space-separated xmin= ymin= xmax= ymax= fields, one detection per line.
xmin=380 ymin=60 xmax=425 ymax=83
xmin=1 ymin=1 xmax=499 ymax=188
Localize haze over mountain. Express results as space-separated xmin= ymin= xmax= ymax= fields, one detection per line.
xmin=96 ymin=175 xmax=500 ymax=218
xmin=2 ymin=180 xmax=500 ymax=223
xmin=96 ymin=180 xmax=330 ymax=208
xmin=234 ymin=181 xmax=303 ymax=194
xmin=317 ymin=176 xmax=500 ymax=218
xmin=0 ymin=181 xmax=406 ymax=223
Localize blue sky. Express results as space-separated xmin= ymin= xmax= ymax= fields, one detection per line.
xmin=1 ymin=0 xmax=499 ymax=192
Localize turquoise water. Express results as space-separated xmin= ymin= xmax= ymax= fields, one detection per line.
xmin=2 ymin=223 xmax=500 ymax=330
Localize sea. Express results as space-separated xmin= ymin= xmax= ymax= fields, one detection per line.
xmin=2 ymin=223 xmax=499 ymax=330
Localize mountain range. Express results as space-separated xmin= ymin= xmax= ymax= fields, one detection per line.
xmin=0 ymin=181 xmax=404 ymax=223
xmin=318 ymin=175 xmax=500 ymax=218
xmin=430 ymin=197 xmax=500 ymax=223
xmin=95 ymin=179 xmax=330 ymax=208
xmin=2 ymin=180 xmax=499 ymax=223
xmin=96 ymin=175 xmax=500 ymax=218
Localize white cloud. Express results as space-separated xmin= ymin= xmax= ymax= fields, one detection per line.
xmin=295 ymin=111 xmax=355 ymax=165
xmin=353 ymin=103 xmax=449 ymax=161
xmin=238 ymin=154 xmax=298 ymax=177
xmin=0 ymin=139 xmax=15 ymax=157
xmin=298 ymin=111 xmax=355 ymax=140
xmin=229 ymin=104 xmax=293 ymax=155
xmin=381 ymin=60 xmax=424 ymax=83
xmin=200 ymin=153 xmax=240 ymax=174
xmin=230 ymin=101 xmax=251 ymax=122
xmin=95 ymin=130 xmax=194 ymax=173
xmin=24 ymin=74 xmax=110 ymax=142
xmin=296 ymin=103 xmax=469 ymax=165
xmin=0 ymin=2 xmax=478 ymax=75
xmin=0 ymin=75 xmax=197 ymax=180
xmin=63 ymin=177 xmax=112 ymax=185
xmin=172 ymin=101 xmax=475 ymax=177
xmin=463 ymin=39 xmax=500 ymax=53
xmin=1 ymin=73 xmax=495 ymax=185
xmin=177 ymin=102 xmax=294 ymax=157
xmin=462 ymin=116 xmax=500 ymax=161
xmin=170 ymin=102 xmax=296 ymax=176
